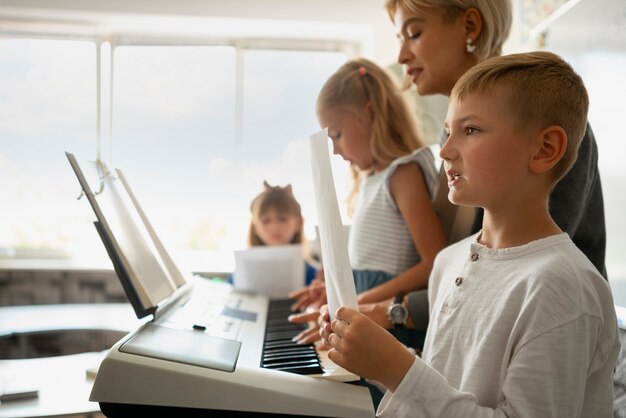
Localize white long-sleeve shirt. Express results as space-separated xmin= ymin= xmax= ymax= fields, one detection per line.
xmin=377 ymin=233 xmax=620 ymax=417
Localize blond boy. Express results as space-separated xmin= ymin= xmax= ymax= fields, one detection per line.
xmin=322 ymin=51 xmax=620 ymax=417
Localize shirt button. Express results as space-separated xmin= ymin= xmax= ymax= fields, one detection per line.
xmin=470 ymin=252 xmax=479 ymax=261
xmin=455 ymin=277 xmax=463 ymax=286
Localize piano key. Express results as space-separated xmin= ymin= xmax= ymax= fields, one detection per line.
xmin=262 ymin=348 xmax=316 ymax=359
xmin=261 ymin=299 xmax=324 ymax=376
xmin=267 ymin=363 xmax=324 ymax=375
xmin=263 ymin=352 xmax=317 ymax=361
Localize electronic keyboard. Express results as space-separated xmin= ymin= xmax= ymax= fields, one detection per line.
xmin=90 ymin=279 xmax=375 ymax=417
xmin=66 ymin=153 xmax=375 ymax=417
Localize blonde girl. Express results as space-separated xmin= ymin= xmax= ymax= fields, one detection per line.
xmin=316 ymin=57 xmax=447 ymax=304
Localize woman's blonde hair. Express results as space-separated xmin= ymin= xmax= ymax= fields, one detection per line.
xmin=248 ymin=181 xmax=304 ymax=246
xmin=316 ymin=58 xmax=424 ymax=214
xmin=385 ymin=0 xmax=512 ymax=61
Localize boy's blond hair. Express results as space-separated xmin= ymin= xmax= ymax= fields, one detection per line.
xmin=384 ymin=0 xmax=512 ymax=62
xmin=316 ymin=58 xmax=424 ymax=215
xmin=452 ymin=51 xmax=589 ymax=184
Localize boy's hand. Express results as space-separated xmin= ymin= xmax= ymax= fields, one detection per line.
xmin=317 ymin=304 xmax=334 ymax=350
xmin=326 ymin=307 xmax=415 ymax=392
xmin=290 ymin=297 xmax=399 ymax=345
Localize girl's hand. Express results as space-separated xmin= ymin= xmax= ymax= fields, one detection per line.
xmin=326 ymin=307 xmax=415 ymax=392
xmin=288 ymin=279 xmax=327 ymax=312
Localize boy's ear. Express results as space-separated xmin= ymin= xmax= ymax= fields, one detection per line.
xmin=463 ymin=7 xmax=483 ymax=41
xmin=529 ymin=126 xmax=567 ymax=175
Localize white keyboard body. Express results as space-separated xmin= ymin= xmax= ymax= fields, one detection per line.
xmin=90 ymin=278 xmax=374 ymax=417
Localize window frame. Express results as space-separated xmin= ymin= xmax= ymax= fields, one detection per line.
xmin=0 ymin=19 xmax=358 ymax=262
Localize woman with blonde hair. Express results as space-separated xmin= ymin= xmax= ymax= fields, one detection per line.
xmin=387 ymin=0 xmax=605 ymax=278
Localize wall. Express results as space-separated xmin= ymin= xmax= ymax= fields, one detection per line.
xmin=0 ymin=268 xmax=125 ymax=305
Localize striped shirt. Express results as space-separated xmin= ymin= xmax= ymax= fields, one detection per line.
xmin=348 ymin=147 xmax=439 ymax=275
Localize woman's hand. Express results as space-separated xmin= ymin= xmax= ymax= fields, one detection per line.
xmin=288 ymin=307 xmax=323 ymax=345
xmin=358 ymin=299 xmax=394 ymax=329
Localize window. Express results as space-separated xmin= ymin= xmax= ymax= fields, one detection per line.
xmin=0 ymin=38 xmax=100 ymax=259
xmin=113 ymin=46 xmax=349 ymax=259
xmin=0 ymin=35 xmax=349 ymax=270
xmin=112 ymin=45 xmax=238 ymax=253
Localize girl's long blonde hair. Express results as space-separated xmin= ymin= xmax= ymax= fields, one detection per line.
xmin=316 ymin=58 xmax=424 ymax=215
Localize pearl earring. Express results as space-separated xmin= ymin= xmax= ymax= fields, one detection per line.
xmin=466 ymin=37 xmax=476 ymax=53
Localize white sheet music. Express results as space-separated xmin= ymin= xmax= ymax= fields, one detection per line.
xmin=309 ymin=129 xmax=358 ymax=320
xmin=234 ymin=245 xmax=305 ymax=299
xmin=72 ymin=157 xmax=178 ymax=308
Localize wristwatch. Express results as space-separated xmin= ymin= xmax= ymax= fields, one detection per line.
xmin=387 ymin=293 xmax=408 ymax=329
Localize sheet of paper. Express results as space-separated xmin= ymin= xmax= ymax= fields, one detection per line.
xmin=233 ymin=244 xmax=305 ymax=299
xmin=309 ymin=128 xmax=358 ymax=320
xmin=67 ymin=154 xmax=178 ymax=311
